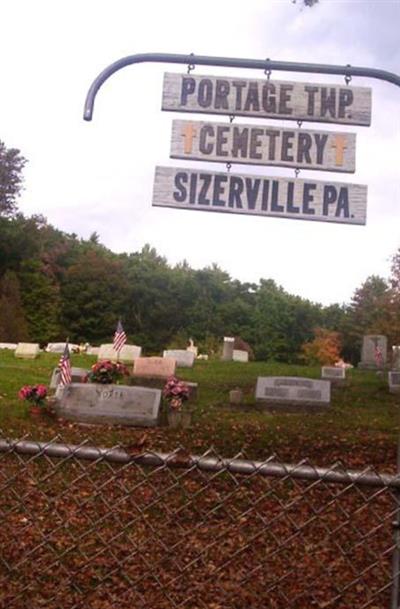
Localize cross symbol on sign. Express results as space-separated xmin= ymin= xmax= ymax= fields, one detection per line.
xmin=181 ymin=123 xmax=197 ymax=154
xmin=331 ymin=135 xmax=348 ymax=166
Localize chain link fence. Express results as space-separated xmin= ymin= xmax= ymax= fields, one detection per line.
xmin=0 ymin=435 xmax=399 ymax=609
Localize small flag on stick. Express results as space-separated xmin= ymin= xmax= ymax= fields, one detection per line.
xmin=58 ymin=342 xmax=72 ymax=386
xmin=113 ymin=319 xmax=127 ymax=353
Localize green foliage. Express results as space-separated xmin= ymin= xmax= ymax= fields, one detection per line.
xmin=0 ymin=140 xmax=26 ymax=217
xmin=0 ymin=270 xmax=29 ymax=341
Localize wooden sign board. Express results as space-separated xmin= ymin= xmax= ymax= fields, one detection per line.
xmin=162 ymin=73 xmax=372 ymax=126
xmin=152 ymin=166 xmax=367 ymax=225
xmin=170 ymin=119 xmax=356 ymax=173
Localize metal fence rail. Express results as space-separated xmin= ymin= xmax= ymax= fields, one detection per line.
xmin=0 ymin=436 xmax=398 ymax=609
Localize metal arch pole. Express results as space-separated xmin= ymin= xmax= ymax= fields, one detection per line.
xmin=82 ymin=51 xmax=400 ymax=606
xmin=83 ymin=52 xmax=400 ymax=121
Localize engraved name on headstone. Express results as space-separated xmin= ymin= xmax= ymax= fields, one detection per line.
xmin=163 ymin=349 xmax=195 ymax=368
xmin=57 ymin=383 xmax=161 ymax=426
xmin=256 ymin=376 xmax=330 ymax=413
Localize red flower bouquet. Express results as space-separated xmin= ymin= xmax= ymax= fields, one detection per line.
xmin=86 ymin=360 xmax=129 ymax=384
xmin=162 ymin=376 xmax=190 ymax=410
xmin=18 ymin=384 xmax=48 ymax=408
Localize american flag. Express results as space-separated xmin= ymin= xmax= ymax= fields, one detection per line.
xmin=58 ymin=342 xmax=72 ymax=386
xmin=374 ymin=344 xmax=384 ymax=368
xmin=113 ymin=319 xmax=127 ymax=353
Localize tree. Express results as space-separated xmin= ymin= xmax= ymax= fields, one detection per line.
xmin=0 ymin=271 xmax=29 ymax=341
xmin=302 ymin=328 xmax=341 ymax=365
xmin=0 ymin=141 xmax=27 ymax=217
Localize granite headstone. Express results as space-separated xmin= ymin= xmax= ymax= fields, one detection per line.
xmin=222 ymin=337 xmax=234 ymax=361
xmin=256 ymin=377 xmax=330 ymax=413
xmin=56 ymin=383 xmax=161 ymax=426
xmin=233 ymin=350 xmax=249 ymax=363
xmin=389 ymin=371 xmax=400 ymax=394
xmin=133 ymin=357 xmax=176 ymax=379
xmin=359 ymin=335 xmax=387 ymax=369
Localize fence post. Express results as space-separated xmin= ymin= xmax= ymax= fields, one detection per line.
xmin=391 ymin=436 xmax=400 ymax=609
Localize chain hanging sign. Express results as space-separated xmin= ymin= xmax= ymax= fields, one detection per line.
xmin=152 ymin=166 xmax=367 ymax=225
xmin=162 ymin=72 xmax=372 ymax=126
xmin=170 ymin=119 xmax=356 ymax=173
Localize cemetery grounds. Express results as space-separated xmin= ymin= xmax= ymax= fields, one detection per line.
xmin=0 ymin=349 xmax=399 ymax=608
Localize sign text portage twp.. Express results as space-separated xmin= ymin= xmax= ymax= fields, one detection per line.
xmin=153 ymin=72 xmax=371 ymax=225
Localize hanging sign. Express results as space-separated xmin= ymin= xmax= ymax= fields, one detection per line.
xmin=162 ymin=73 xmax=372 ymax=126
xmin=152 ymin=166 xmax=367 ymax=226
xmin=170 ymin=119 xmax=356 ymax=173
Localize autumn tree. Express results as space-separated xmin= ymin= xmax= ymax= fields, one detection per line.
xmin=302 ymin=328 xmax=341 ymax=365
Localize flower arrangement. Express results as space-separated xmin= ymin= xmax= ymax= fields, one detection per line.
xmin=86 ymin=360 xmax=129 ymax=384
xmin=18 ymin=384 xmax=48 ymax=408
xmin=162 ymin=376 xmax=190 ymax=410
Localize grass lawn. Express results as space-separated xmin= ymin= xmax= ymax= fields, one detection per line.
xmin=0 ymin=349 xmax=398 ymax=469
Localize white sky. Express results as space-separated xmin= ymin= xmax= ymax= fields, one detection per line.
xmin=0 ymin=0 xmax=399 ymax=305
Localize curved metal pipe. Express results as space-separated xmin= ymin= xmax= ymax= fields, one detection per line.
xmin=83 ymin=52 xmax=400 ymax=121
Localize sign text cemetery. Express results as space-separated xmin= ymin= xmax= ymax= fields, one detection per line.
xmin=153 ymin=72 xmax=370 ymax=225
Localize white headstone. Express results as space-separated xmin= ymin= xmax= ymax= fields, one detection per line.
xmin=163 ymin=349 xmax=195 ymax=368
xmin=222 ymin=337 xmax=234 ymax=361
xmin=256 ymin=377 xmax=330 ymax=412
xmin=98 ymin=344 xmax=142 ymax=364
xmin=46 ymin=342 xmax=80 ymax=354
xmin=0 ymin=343 xmax=17 ymax=350
xmin=232 ymin=350 xmax=249 ymax=363
xmin=15 ymin=343 xmax=40 ymax=359
xmin=56 ymin=383 xmax=161 ymax=427
xmin=389 ymin=371 xmax=400 ymax=394
xmin=86 ymin=347 xmax=100 ymax=356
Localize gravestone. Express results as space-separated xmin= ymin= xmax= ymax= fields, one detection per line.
xmin=321 ymin=366 xmax=346 ymax=385
xmin=46 ymin=342 xmax=80 ymax=354
xmin=50 ymin=367 xmax=89 ymax=389
xmin=0 ymin=343 xmax=17 ymax=350
xmin=256 ymin=377 xmax=330 ymax=413
xmin=389 ymin=372 xmax=400 ymax=394
xmin=359 ymin=335 xmax=388 ymax=369
xmin=56 ymin=383 xmax=161 ymax=426
xmin=392 ymin=346 xmax=400 ymax=370
xmin=233 ymin=350 xmax=249 ymax=363
xmin=98 ymin=344 xmax=142 ymax=364
xmin=229 ymin=389 xmax=243 ymax=404
xmin=187 ymin=338 xmax=198 ymax=357
xmin=15 ymin=343 xmax=40 ymax=359
xmin=86 ymin=346 xmax=100 ymax=356
xmin=163 ymin=349 xmax=195 ymax=368
xmin=133 ymin=357 xmax=176 ymax=379
xmin=222 ymin=337 xmax=234 ymax=361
